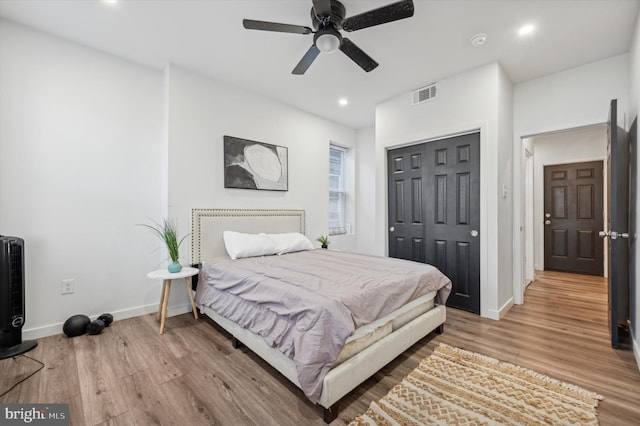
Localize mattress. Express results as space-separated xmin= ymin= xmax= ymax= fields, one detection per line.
xmin=334 ymin=291 xmax=436 ymax=365
xmin=199 ymin=295 xmax=445 ymax=392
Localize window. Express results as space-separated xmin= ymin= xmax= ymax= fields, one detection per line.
xmin=329 ymin=145 xmax=346 ymax=235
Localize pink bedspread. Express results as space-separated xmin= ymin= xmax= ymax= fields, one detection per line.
xmin=195 ymin=249 xmax=451 ymax=402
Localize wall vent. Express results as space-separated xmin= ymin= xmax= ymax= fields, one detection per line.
xmin=412 ymin=83 xmax=437 ymax=105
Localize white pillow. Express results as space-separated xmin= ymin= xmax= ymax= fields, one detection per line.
xmin=268 ymin=232 xmax=314 ymax=255
xmin=223 ymin=231 xmax=278 ymax=260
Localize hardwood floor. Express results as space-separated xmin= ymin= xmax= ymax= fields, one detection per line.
xmin=2 ymin=270 xmax=639 ymax=425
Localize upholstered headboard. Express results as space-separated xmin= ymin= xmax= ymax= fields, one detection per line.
xmin=190 ymin=208 xmax=306 ymax=264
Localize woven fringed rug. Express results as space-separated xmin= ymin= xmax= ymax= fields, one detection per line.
xmin=350 ymin=343 xmax=603 ymax=426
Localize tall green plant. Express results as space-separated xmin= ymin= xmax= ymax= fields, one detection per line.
xmin=139 ymin=219 xmax=188 ymax=262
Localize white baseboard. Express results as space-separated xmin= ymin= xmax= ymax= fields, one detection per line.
xmin=486 ymin=297 xmax=515 ymax=320
xmin=22 ymin=303 xmax=194 ymax=341
xmin=632 ymin=325 xmax=640 ymax=373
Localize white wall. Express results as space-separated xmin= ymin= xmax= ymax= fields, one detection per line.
xmin=165 ymin=65 xmax=359 ymax=270
xmin=374 ymin=62 xmax=514 ymax=319
xmin=355 ymin=126 xmax=377 ymax=255
xmin=529 ymin=126 xmax=607 ymax=270
xmin=514 ymin=54 xmax=630 ymax=136
xmin=0 ymin=20 xmax=165 ymax=339
xmin=0 ymin=22 xmax=361 ymax=338
xmin=513 ymin=54 xmax=630 ymax=305
xmin=629 ymin=9 xmax=640 ymax=370
xmin=497 ymin=65 xmax=514 ymax=314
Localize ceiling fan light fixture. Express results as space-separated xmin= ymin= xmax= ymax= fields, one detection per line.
xmin=244 ymin=0 xmax=415 ymax=74
xmin=314 ymin=28 xmax=342 ymax=53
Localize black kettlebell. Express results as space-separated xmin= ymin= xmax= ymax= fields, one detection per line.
xmin=62 ymin=314 xmax=90 ymax=337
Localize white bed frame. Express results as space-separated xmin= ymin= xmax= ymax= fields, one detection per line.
xmin=191 ymin=208 xmax=446 ymax=422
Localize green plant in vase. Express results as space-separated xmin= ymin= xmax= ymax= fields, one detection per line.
xmin=316 ymin=235 xmax=329 ymax=249
xmin=140 ymin=219 xmax=188 ymax=273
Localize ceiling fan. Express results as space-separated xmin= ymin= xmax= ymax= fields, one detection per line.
xmin=242 ymin=0 xmax=415 ymax=75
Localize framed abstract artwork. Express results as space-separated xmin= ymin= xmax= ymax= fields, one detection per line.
xmin=223 ymin=136 xmax=288 ymax=191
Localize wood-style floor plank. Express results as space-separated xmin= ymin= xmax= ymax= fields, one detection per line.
xmin=120 ymin=315 xmax=183 ymax=386
xmin=74 ymin=331 xmax=129 ymax=425
xmin=1 ymin=270 xmax=638 ymax=425
xmin=119 ymin=369 xmax=183 ymax=425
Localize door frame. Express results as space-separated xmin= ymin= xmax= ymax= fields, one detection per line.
xmin=514 ymin=123 xmax=609 ymax=305
xmin=523 ymin=148 xmax=534 ymax=286
xmin=382 ymin=123 xmax=490 ymax=318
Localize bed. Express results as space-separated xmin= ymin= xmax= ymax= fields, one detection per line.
xmin=190 ymin=208 xmax=451 ymax=422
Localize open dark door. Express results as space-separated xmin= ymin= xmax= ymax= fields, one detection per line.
xmin=602 ymin=99 xmax=630 ymax=348
xmin=629 ymin=118 xmax=638 ymax=349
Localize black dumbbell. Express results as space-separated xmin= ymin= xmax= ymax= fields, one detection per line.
xmin=97 ymin=313 xmax=113 ymax=327
xmin=87 ymin=319 xmax=105 ymax=335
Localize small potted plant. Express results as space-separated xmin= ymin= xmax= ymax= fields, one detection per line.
xmin=316 ymin=235 xmax=329 ymax=249
xmin=140 ymin=219 xmax=188 ymax=273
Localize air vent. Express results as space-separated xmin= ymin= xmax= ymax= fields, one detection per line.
xmin=412 ymin=83 xmax=437 ymax=105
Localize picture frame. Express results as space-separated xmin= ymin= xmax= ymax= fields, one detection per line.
xmin=223 ymin=135 xmax=288 ymax=191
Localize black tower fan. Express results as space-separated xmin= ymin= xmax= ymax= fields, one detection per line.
xmin=0 ymin=236 xmax=37 ymax=359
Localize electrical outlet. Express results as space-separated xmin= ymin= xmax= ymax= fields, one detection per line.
xmin=61 ymin=279 xmax=75 ymax=295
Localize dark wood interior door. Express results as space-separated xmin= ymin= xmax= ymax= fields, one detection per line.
xmin=387 ymin=144 xmax=427 ymax=262
xmin=543 ymin=161 xmax=604 ymax=276
xmin=388 ymin=133 xmax=480 ymax=314
xmin=424 ymin=133 xmax=480 ymax=314
xmin=628 ymin=117 xmax=637 ymax=348
xmin=605 ymin=99 xmax=630 ymax=348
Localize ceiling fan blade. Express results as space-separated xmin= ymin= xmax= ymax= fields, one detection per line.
xmin=243 ymin=19 xmax=312 ymax=35
xmin=342 ymin=0 xmax=414 ymax=32
xmin=312 ymin=0 xmax=332 ymax=18
xmin=292 ymin=45 xmax=321 ymax=75
xmin=339 ymin=38 xmax=379 ymax=72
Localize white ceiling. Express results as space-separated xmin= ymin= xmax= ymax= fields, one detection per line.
xmin=1 ymin=0 xmax=638 ymax=129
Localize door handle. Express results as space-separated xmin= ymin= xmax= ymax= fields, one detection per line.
xmin=389 ymin=226 xmax=395 ymax=232
xmin=470 ymin=230 xmax=478 ymax=237
xmin=545 ymin=213 xmax=551 ymax=218
xmin=610 ymin=231 xmax=629 ymax=240
xmin=544 ymin=220 xmax=551 ymax=225
xmin=599 ymin=231 xmax=629 ymax=240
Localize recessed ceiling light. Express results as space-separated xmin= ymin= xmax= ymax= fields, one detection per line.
xmin=338 ymin=98 xmax=348 ymax=106
xmin=103 ymin=0 xmax=118 ymax=5
xmin=469 ymin=33 xmax=488 ymax=47
xmin=518 ymin=24 xmax=536 ymax=37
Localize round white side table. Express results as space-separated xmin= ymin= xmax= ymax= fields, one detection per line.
xmin=147 ymin=267 xmax=199 ymax=334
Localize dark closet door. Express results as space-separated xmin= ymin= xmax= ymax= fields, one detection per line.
xmin=388 ymin=133 xmax=481 ymax=314
xmin=424 ymin=133 xmax=481 ymax=314
xmin=387 ymin=144 xmax=427 ymax=262
xmin=543 ymin=161 xmax=604 ymax=276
